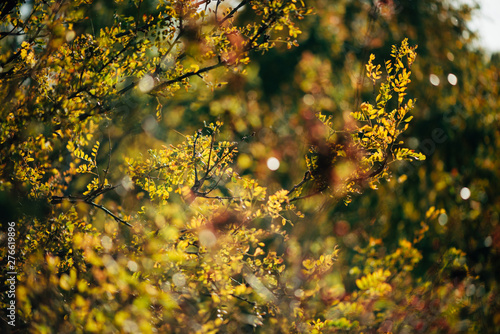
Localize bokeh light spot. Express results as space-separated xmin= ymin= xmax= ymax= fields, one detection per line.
xmin=127 ymin=261 xmax=138 ymax=272
xmin=438 ymin=213 xmax=448 ymax=226
xmin=173 ymin=272 xmax=186 ymax=287
xmin=447 ymin=73 xmax=458 ymax=85
xmin=303 ymin=94 xmax=315 ymax=106
xmin=139 ymin=74 xmax=155 ymax=93
xmin=460 ymin=187 xmax=471 ymax=200
xmin=484 ymin=236 xmax=492 ymax=248
xmin=65 ymin=30 xmax=75 ymax=42
xmin=429 ymin=74 xmax=440 ymax=86
xmin=101 ymin=236 xmax=112 ymax=251
xmin=199 ymin=229 xmax=217 ymax=248
xmin=267 ymin=157 xmax=280 ymax=171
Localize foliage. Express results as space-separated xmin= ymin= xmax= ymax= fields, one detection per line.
xmin=1 ymin=0 xmax=499 ymax=333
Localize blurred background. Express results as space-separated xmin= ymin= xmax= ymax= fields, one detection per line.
xmin=147 ymin=0 xmax=500 ymax=329
xmin=1 ymin=0 xmax=499 ymax=331
xmin=73 ymin=0 xmax=500 ymax=329
xmin=92 ymin=0 xmax=500 ymax=328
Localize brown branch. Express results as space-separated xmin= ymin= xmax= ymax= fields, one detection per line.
xmin=289 ymin=188 xmax=326 ymax=203
xmin=218 ymin=0 xmax=249 ymax=27
xmin=50 ymin=184 xmax=131 ymax=227
xmin=192 ymin=130 xmax=201 ymax=189
xmin=97 ymin=38 xmax=139 ymax=75
xmin=204 ymin=131 xmax=216 ymax=179
xmin=231 ymin=293 xmax=257 ymax=306
xmin=88 ymin=201 xmax=132 ymax=227
xmin=114 ymin=22 xmax=154 ymax=38
xmin=288 ymin=154 xmax=389 ymax=203
xmin=151 ymin=61 xmax=225 ymax=93
xmin=349 ymin=154 xmax=389 ymax=183
xmin=196 ymin=194 xmax=239 ymax=200
xmin=244 ymin=0 xmax=290 ymax=53
xmin=66 ymin=19 xmax=194 ymax=121
xmin=190 ymin=132 xmax=254 ymax=199
xmin=287 ymin=171 xmax=311 ymax=197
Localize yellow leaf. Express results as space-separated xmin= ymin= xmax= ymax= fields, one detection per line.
xmin=212 ymin=293 xmax=221 ymax=303
xmin=190 ymin=64 xmax=200 ymax=73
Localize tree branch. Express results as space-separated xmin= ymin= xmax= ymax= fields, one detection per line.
xmin=287 ymin=171 xmax=311 ymax=197
xmin=50 ymin=184 xmax=131 ymax=227
xmin=218 ymin=0 xmax=249 ymax=27
xmin=88 ymin=201 xmax=132 ymax=227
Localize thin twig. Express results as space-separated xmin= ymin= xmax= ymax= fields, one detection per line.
xmin=231 ymin=293 xmax=257 ymax=306
xmin=190 ymin=132 xmax=253 ymax=199
xmin=89 ymin=201 xmax=132 ymax=227
xmin=287 ymin=171 xmax=311 ymax=197
xmin=197 ymin=194 xmax=239 ymax=200
xmin=218 ymin=0 xmax=248 ymax=27
xmin=289 ymin=189 xmax=324 ymax=203
xmin=204 ymin=132 xmax=216 ymax=179
xmin=151 ymin=61 xmax=225 ymax=92
xmin=192 ymin=131 xmax=201 ymax=187
xmin=50 ymin=184 xmax=131 ymax=227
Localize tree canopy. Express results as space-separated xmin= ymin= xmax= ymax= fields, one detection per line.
xmin=1 ymin=0 xmax=499 ymax=333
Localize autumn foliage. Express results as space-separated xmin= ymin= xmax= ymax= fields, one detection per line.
xmin=1 ymin=0 xmax=499 ymax=333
